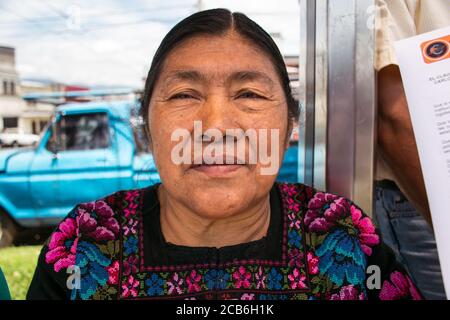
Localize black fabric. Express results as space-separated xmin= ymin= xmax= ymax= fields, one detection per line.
xmin=25 ymin=182 xmax=424 ymax=300
xmin=142 ymin=184 xmax=283 ymax=266
xmin=27 ymin=237 xmax=71 ymax=300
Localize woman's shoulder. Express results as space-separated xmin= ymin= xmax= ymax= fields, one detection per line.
xmin=276 ymin=182 xmax=422 ymax=300
xmin=27 ymin=186 xmax=153 ymax=300
xmin=276 ymin=181 xmax=380 ymax=255
xmin=54 ymin=187 xmax=146 ymax=238
xmin=45 ymin=186 xmax=150 ymax=258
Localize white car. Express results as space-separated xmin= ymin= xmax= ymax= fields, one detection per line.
xmin=0 ymin=131 xmax=40 ymax=147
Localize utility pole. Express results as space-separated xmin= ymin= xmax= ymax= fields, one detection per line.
xmin=197 ymin=0 xmax=204 ymax=12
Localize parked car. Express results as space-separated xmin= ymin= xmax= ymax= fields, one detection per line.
xmin=0 ymin=130 xmax=40 ymax=148
xmin=0 ymin=100 xmax=299 ymax=247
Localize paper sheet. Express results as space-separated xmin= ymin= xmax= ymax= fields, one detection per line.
xmin=395 ymin=26 xmax=450 ymax=298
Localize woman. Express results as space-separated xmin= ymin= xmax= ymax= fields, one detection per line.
xmin=27 ymin=9 xmax=421 ymax=300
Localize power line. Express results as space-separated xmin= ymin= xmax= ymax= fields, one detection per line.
xmin=0 ymin=2 xmax=194 ymax=27
xmin=0 ymin=2 xmax=148 ymax=80
xmin=41 ymin=0 xmax=69 ymax=19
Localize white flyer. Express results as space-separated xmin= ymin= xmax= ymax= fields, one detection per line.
xmin=395 ymin=26 xmax=450 ymax=298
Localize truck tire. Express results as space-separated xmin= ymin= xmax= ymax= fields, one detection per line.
xmin=0 ymin=211 xmax=19 ymax=248
xmin=12 ymin=141 xmax=19 ymax=148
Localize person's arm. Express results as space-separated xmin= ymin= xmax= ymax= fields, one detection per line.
xmin=377 ymin=64 xmax=432 ymax=225
xmin=367 ymin=238 xmax=423 ymax=300
xmin=0 ymin=267 xmax=11 ymax=300
xmin=26 ymin=244 xmax=70 ymax=300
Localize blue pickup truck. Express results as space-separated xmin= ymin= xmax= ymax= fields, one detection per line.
xmin=0 ymin=100 xmax=298 ymax=247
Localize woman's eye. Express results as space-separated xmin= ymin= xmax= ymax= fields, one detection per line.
xmin=170 ymin=93 xmax=195 ymax=100
xmin=237 ymin=91 xmax=264 ymax=99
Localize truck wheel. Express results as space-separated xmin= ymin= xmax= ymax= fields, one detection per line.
xmin=12 ymin=141 xmax=19 ymax=148
xmin=0 ymin=212 xmax=19 ymax=248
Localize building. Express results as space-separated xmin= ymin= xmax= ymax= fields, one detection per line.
xmin=0 ymin=46 xmax=57 ymax=135
xmin=19 ymin=78 xmax=60 ymax=134
xmin=0 ymin=46 xmax=26 ymax=133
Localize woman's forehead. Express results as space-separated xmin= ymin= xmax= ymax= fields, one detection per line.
xmin=160 ymin=34 xmax=279 ymax=79
xmin=160 ymin=69 xmax=278 ymax=89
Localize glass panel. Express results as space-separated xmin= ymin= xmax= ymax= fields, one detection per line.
xmin=46 ymin=113 xmax=110 ymax=152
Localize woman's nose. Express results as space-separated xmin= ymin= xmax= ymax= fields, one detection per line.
xmin=199 ymin=94 xmax=237 ymax=133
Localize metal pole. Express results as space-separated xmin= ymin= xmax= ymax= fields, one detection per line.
xmin=353 ymin=0 xmax=376 ymax=215
xmin=298 ymin=0 xmax=376 ymax=215
xmin=197 ymin=0 xmax=204 ymax=12
xmin=298 ymin=0 xmax=317 ymax=187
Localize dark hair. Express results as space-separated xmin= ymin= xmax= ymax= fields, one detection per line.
xmin=141 ymin=8 xmax=298 ymax=137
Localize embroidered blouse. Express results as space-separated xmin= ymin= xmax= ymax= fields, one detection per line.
xmin=26 ymin=182 xmax=422 ymax=300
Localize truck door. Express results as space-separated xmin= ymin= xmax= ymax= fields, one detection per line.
xmin=50 ymin=111 xmax=120 ymax=216
xmin=29 ymin=122 xmax=62 ymax=223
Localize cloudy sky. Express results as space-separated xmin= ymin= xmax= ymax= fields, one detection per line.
xmin=0 ymin=0 xmax=300 ymax=89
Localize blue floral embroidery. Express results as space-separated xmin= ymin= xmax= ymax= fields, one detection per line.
xmin=124 ymin=236 xmax=138 ymax=255
xmin=315 ymin=229 xmax=366 ymax=286
xmin=267 ymin=268 xmax=283 ymax=290
xmin=72 ymin=241 xmax=111 ymax=300
xmin=145 ymin=274 xmax=165 ymax=295
xmin=204 ymin=269 xmax=230 ymax=290
xmin=288 ymin=230 xmax=302 ymax=247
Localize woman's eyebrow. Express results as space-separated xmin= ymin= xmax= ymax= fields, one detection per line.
xmin=163 ymin=70 xmax=206 ymax=87
xmin=229 ymin=70 xmax=276 ymax=87
xmin=162 ymin=69 xmax=276 ymax=87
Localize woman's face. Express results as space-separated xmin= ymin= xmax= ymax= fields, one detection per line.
xmin=148 ymin=32 xmax=290 ymax=219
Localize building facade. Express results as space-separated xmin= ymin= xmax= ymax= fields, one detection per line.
xmin=0 ymin=46 xmax=56 ymax=135
xmin=0 ymin=46 xmax=26 ymax=133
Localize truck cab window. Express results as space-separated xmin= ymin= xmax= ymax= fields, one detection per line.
xmin=46 ymin=113 xmax=110 ymax=151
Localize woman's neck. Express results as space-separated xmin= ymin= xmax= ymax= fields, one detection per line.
xmin=158 ymin=186 xmax=271 ymax=248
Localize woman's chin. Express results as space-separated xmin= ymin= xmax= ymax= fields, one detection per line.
xmin=184 ymin=189 xmax=254 ymax=219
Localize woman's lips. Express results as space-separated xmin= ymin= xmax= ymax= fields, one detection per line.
xmin=190 ymin=164 xmax=245 ymax=176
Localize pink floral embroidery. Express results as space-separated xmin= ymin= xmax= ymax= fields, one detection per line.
xmin=122 ymin=275 xmax=139 ymax=298
xmin=280 ymin=184 xmax=298 ymax=197
xmin=379 ymin=271 xmax=422 ymax=300
xmin=288 ymin=248 xmax=304 ymax=268
xmin=123 ymin=218 xmax=138 ymax=236
xmin=330 ymin=285 xmax=365 ymax=300
xmin=255 ymin=266 xmax=266 ymax=289
xmin=288 ymin=212 xmax=301 ymax=230
xmin=286 ymin=198 xmax=300 ymax=213
xmin=288 ymin=268 xmax=307 ymax=289
xmin=233 ymin=266 xmax=251 ymax=289
xmin=167 ymin=273 xmax=184 ymax=295
xmin=45 ymin=218 xmax=78 ymax=272
xmin=241 ymin=293 xmax=255 ymax=300
xmin=123 ymin=255 xmax=138 ymax=276
xmin=304 ymin=194 xmax=379 ymax=257
xmin=220 ymin=293 xmax=233 ymax=300
xmin=350 ymin=205 xmax=380 ymax=256
xmin=45 ymin=200 xmax=119 ymax=272
xmin=125 ymin=190 xmax=139 ymax=200
xmin=186 ymin=270 xmax=202 ymax=293
xmin=304 ymin=193 xmax=348 ymax=232
xmin=77 ymin=200 xmax=120 ymax=240
xmin=107 ymin=260 xmax=119 ymax=285
xmin=307 ymin=252 xmax=319 ymax=275
xmin=124 ymin=191 xmax=139 ymax=218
